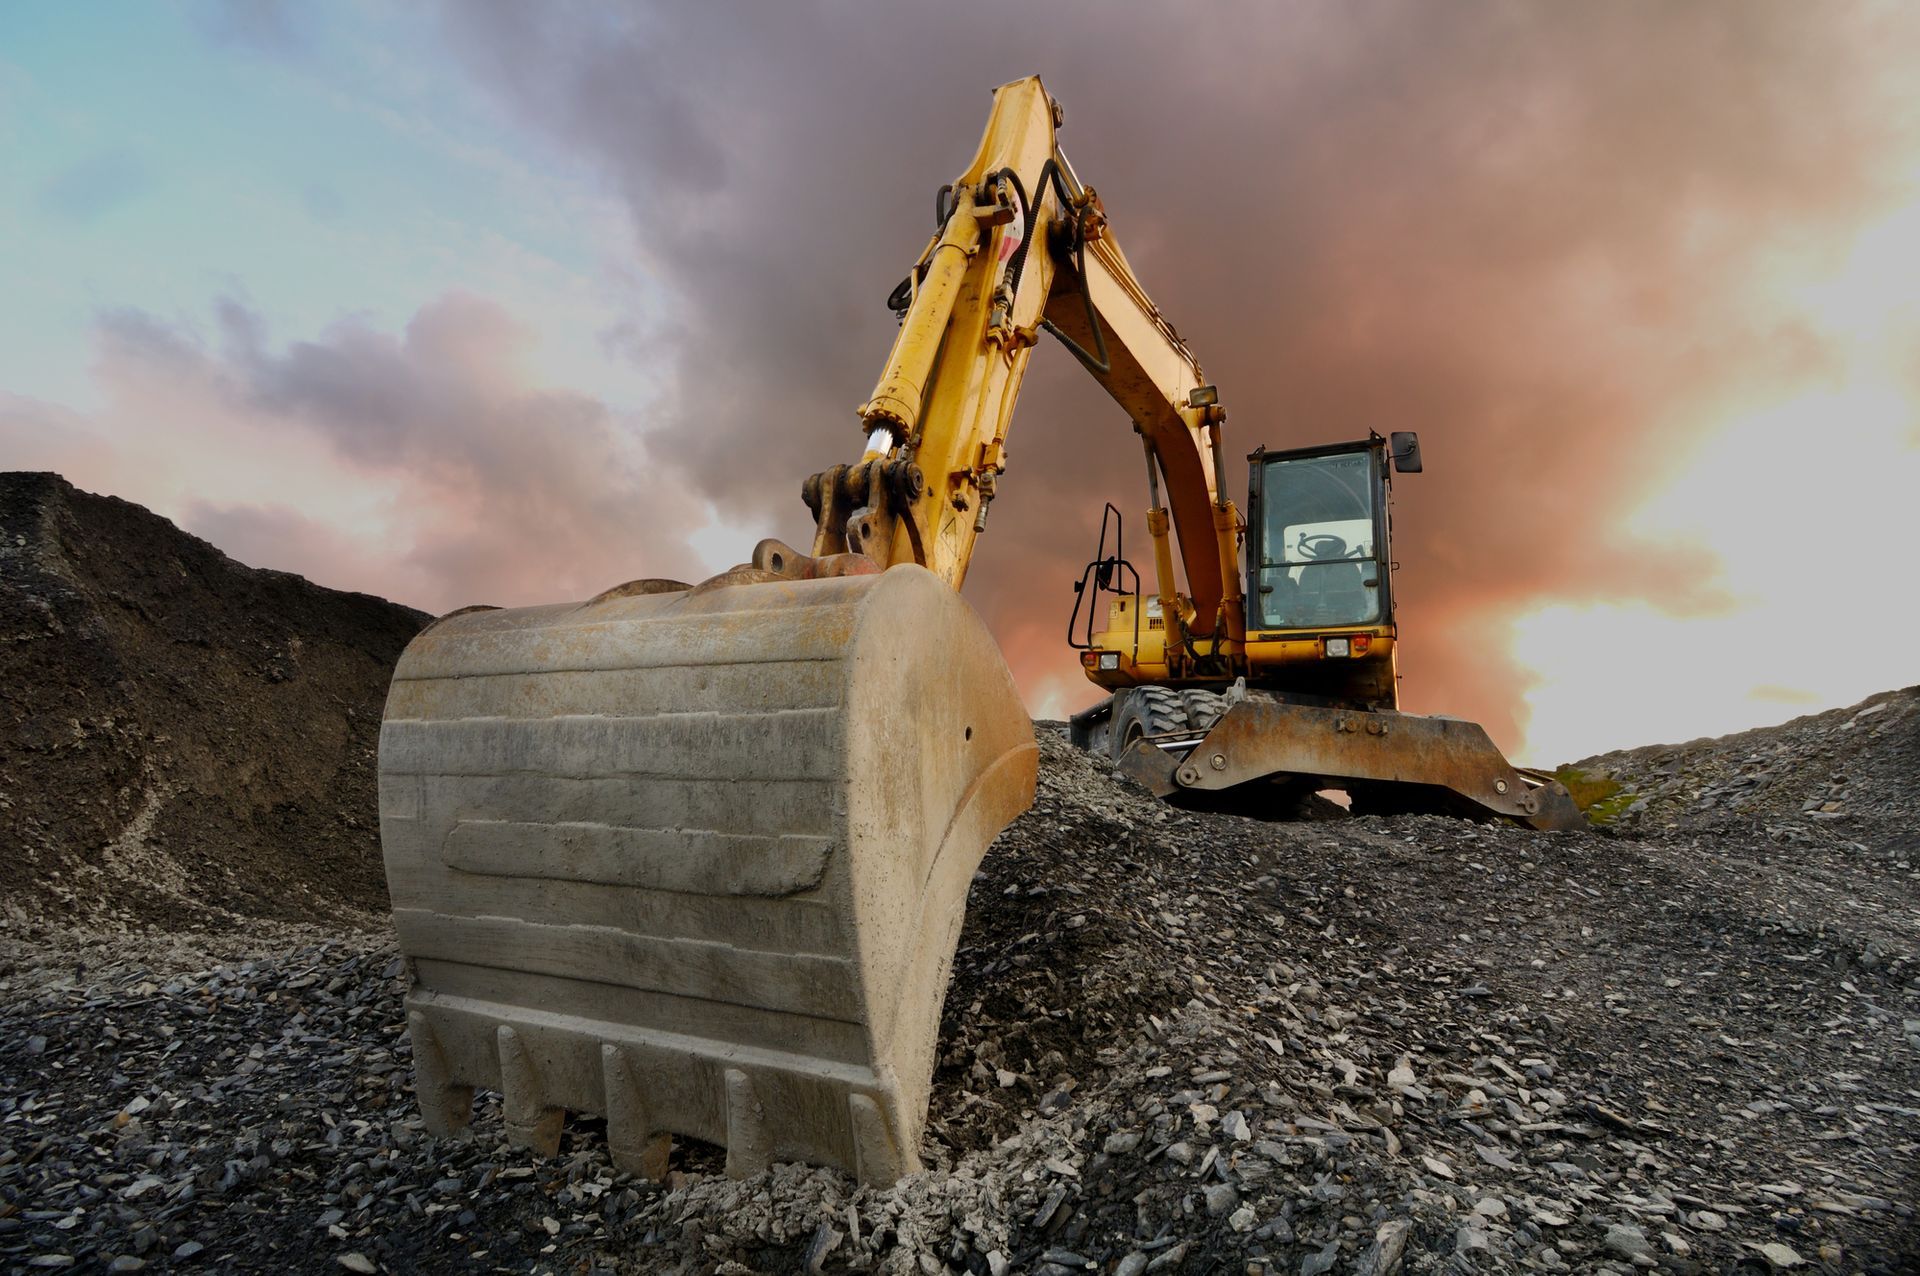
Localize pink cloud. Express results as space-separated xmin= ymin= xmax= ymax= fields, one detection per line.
xmin=3 ymin=293 xmax=714 ymax=614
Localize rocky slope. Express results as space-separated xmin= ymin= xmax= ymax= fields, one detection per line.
xmin=1572 ymin=689 xmax=1919 ymax=854
xmin=3 ymin=720 xmax=1915 ymax=1274
xmin=0 ymin=473 xmax=428 ymax=927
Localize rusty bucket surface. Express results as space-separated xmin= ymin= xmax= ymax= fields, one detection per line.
xmin=377 ymin=564 xmax=1036 ymax=1184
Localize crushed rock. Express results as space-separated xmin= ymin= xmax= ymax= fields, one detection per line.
xmin=3 ymin=662 xmax=1917 ymax=1270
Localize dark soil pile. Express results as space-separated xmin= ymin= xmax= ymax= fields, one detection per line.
xmin=0 ymin=473 xmax=429 ymax=927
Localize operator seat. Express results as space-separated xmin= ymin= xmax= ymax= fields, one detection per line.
xmin=1297 ymin=561 xmax=1370 ymax=624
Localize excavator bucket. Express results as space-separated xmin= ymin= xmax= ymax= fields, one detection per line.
xmin=377 ymin=564 xmax=1036 ymax=1185
xmin=1119 ymin=698 xmax=1583 ymax=832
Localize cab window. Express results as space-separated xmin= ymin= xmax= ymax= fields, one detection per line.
xmin=1257 ymin=452 xmax=1380 ymax=628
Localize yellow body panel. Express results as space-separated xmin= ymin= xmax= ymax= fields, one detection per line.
xmin=1084 ymin=589 xmax=1397 ymax=702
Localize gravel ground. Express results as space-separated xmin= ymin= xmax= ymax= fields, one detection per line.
xmin=4 ymin=708 xmax=1916 ymax=1275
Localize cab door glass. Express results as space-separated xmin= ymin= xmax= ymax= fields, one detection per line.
xmin=1258 ymin=452 xmax=1381 ymax=628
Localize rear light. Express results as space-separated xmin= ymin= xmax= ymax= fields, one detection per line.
xmin=1352 ymin=635 xmax=1371 ymax=655
xmin=1324 ymin=637 xmax=1350 ymax=658
xmin=1098 ymin=652 xmax=1120 ymax=671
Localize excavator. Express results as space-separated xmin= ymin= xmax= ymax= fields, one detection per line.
xmin=376 ymin=76 xmax=1579 ymax=1193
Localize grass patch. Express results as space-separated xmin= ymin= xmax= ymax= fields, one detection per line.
xmin=1553 ymin=766 xmax=1638 ymax=825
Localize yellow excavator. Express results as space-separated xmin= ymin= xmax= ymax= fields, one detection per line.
xmin=1066 ymin=429 xmax=1577 ymax=827
xmin=377 ymin=76 xmax=1578 ymax=1191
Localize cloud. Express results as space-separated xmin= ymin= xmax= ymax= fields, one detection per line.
xmin=183 ymin=499 xmax=392 ymax=595
xmin=1750 ymin=685 xmax=1822 ymax=706
xmin=4 ymin=294 xmax=712 ymax=613
xmin=437 ymin=1 xmax=1920 ymax=752
xmin=38 ymin=149 xmax=155 ymax=223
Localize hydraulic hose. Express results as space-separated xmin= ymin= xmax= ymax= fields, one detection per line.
xmin=989 ymin=162 xmax=1111 ymax=376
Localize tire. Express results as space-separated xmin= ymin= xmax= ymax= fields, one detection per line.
xmin=1180 ymin=689 xmax=1227 ymax=733
xmin=1108 ymin=686 xmax=1188 ymax=762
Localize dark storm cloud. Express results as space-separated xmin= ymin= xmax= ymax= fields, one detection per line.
xmin=441 ymin=0 xmax=1919 ymax=749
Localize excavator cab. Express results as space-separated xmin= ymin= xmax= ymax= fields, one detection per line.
xmin=1250 ymin=441 xmax=1387 ymax=631
xmin=1241 ymin=435 xmax=1402 ymax=710
xmin=1070 ymin=432 xmax=1411 ymax=713
xmin=1071 ymin=430 xmax=1581 ymax=832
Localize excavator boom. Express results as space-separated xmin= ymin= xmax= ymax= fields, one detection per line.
xmin=802 ymin=79 xmax=1242 ymax=668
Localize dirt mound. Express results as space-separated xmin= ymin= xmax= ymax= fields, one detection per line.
xmin=0 ymin=473 xmax=429 ymax=927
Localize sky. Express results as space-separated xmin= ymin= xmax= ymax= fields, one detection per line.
xmin=3 ymin=1 xmax=1918 ymax=765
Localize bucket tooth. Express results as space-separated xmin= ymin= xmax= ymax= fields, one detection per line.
xmin=497 ymin=1026 xmax=564 ymax=1157
xmin=407 ymin=1011 xmax=473 ymax=1137
xmin=379 ymin=565 xmax=1037 ymax=1184
xmin=724 ymin=1068 xmax=773 ymax=1179
xmin=601 ymin=1043 xmax=671 ymax=1181
xmin=848 ymin=1092 xmax=910 ymax=1184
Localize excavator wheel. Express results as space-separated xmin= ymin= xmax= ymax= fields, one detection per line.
xmin=378 ymin=565 xmax=1037 ymax=1186
xmin=1179 ymin=689 xmax=1227 ymax=733
xmin=1108 ymin=686 xmax=1190 ymax=762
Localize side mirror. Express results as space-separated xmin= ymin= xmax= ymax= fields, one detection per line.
xmin=1389 ymin=431 xmax=1423 ymax=474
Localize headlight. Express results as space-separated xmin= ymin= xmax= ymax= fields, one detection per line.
xmin=1324 ymin=637 xmax=1350 ymax=658
xmin=1097 ymin=652 xmax=1120 ymax=671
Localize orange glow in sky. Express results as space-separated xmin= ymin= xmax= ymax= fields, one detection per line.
xmin=1511 ymin=180 xmax=1920 ymax=762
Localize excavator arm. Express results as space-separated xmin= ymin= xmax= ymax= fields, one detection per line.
xmin=796 ymin=76 xmax=1244 ymax=664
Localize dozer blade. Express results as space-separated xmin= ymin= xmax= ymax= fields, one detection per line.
xmin=1126 ymin=699 xmax=1583 ymax=831
xmin=377 ymin=564 xmax=1036 ymax=1186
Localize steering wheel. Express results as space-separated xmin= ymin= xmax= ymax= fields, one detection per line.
xmin=1296 ymin=532 xmax=1349 ymax=560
